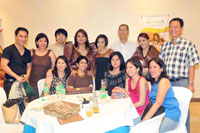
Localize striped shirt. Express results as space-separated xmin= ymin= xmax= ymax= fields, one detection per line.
xmin=159 ymin=37 xmax=199 ymax=79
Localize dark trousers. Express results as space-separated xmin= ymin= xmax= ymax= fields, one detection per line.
xmin=4 ymin=79 xmax=15 ymax=99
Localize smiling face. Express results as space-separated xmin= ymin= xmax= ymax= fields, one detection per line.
xmin=111 ymin=55 xmax=121 ymax=69
xmin=36 ymin=37 xmax=47 ymax=49
xmin=169 ymin=21 xmax=182 ymax=40
xmin=15 ymin=30 xmax=28 ymax=46
xmin=97 ymin=38 xmax=106 ymax=50
xmin=149 ymin=61 xmax=163 ymax=81
xmin=56 ymin=58 xmax=67 ymax=72
xmin=138 ymin=37 xmax=149 ymax=49
xmin=56 ymin=33 xmax=66 ymax=44
xmin=118 ymin=25 xmax=129 ymax=40
xmin=126 ymin=62 xmax=138 ymax=77
xmin=77 ymin=59 xmax=88 ymax=71
xmin=76 ymin=32 xmax=87 ymax=45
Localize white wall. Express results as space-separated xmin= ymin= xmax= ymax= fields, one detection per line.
xmin=0 ymin=0 xmax=200 ymax=97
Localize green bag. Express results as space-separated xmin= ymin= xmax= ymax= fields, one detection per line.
xmin=23 ymin=82 xmax=36 ymax=96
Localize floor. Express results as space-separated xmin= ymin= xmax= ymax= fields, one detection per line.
xmin=190 ymin=102 xmax=200 ymax=133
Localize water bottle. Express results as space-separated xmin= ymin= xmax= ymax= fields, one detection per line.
xmin=55 ymin=81 xmax=62 ymax=101
xmin=100 ymin=79 xmax=106 ymax=99
xmin=60 ymin=85 xmax=66 ymax=101
xmin=43 ymin=83 xmax=49 ymax=96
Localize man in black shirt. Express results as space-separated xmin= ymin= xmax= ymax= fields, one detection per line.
xmin=1 ymin=27 xmax=32 ymax=98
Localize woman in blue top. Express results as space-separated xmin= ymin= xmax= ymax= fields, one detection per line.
xmin=143 ymin=57 xmax=181 ymax=132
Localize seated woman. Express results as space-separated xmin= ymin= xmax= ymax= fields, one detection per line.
xmin=67 ymin=56 xmax=93 ymax=93
xmin=45 ymin=56 xmax=71 ymax=95
xmin=140 ymin=57 xmax=181 ymax=133
xmin=104 ymin=52 xmax=126 ymax=96
xmin=125 ymin=57 xmax=149 ymax=116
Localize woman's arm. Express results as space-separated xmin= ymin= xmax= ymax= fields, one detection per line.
xmin=125 ymin=77 xmax=130 ymax=95
xmin=143 ymin=78 xmax=170 ymax=121
xmin=134 ymin=77 xmax=148 ymax=108
xmin=44 ymin=69 xmax=53 ymax=89
xmin=49 ymin=50 xmax=56 ymax=68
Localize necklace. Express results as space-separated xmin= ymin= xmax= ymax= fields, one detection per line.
xmin=77 ymin=71 xmax=87 ymax=78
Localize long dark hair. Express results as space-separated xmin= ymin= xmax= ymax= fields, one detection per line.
xmin=146 ymin=57 xmax=168 ymax=85
xmin=108 ymin=52 xmax=125 ymax=71
xmin=74 ymin=29 xmax=90 ymax=48
xmin=126 ymin=57 xmax=143 ymax=76
xmin=52 ymin=56 xmax=71 ymax=79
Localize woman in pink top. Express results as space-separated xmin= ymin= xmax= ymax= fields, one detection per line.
xmin=125 ymin=57 xmax=150 ymax=116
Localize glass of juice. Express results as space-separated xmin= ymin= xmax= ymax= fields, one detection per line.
xmin=85 ymin=104 xmax=93 ymax=117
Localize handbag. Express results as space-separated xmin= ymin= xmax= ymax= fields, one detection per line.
xmin=23 ymin=81 xmax=36 ymax=96
xmin=66 ymin=87 xmax=92 ymax=95
xmin=111 ymin=87 xmax=129 ymax=99
xmin=141 ymin=102 xmax=165 ymax=120
xmin=2 ymin=98 xmax=25 ymax=123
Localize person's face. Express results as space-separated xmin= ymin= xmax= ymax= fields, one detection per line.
xmin=76 ymin=32 xmax=87 ymax=44
xmin=138 ymin=37 xmax=149 ymax=49
xmin=97 ymin=38 xmax=106 ymax=50
xmin=118 ymin=25 xmax=129 ymax=40
xmin=111 ymin=55 xmax=121 ymax=69
xmin=15 ymin=30 xmax=28 ymax=46
xmin=56 ymin=58 xmax=67 ymax=72
xmin=149 ymin=61 xmax=163 ymax=81
xmin=169 ymin=21 xmax=182 ymax=39
xmin=36 ymin=37 xmax=47 ymax=49
xmin=56 ymin=33 xmax=66 ymax=44
xmin=126 ymin=62 xmax=138 ymax=77
xmin=77 ymin=59 xmax=88 ymax=71
xmin=154 ymin=35 xmax=159 ymax=41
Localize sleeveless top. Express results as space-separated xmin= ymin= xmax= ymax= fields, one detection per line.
xmin=149 ymin=81 xmax=181 ymax=122
xmin=29 ymin=50 xmax=52 ymax=98
xmin=49 ymin=74 xmax=67 ymax=95
xmin=128 ymin=76 xmax=150 ymax=116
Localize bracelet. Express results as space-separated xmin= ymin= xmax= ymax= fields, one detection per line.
xmin=189 ymin=81 xmax=194 ymax=85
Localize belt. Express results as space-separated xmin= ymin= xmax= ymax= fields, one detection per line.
xmin=169 ymin=77 xmax=187 ymax=82
xmin=5 ymin=78 xmax=16 ymax=82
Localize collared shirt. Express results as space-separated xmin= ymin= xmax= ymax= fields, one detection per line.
xmin=159 ymin=37 xmax=199 ymax=79
xmin=110 ymin=40 xmax=137 ymax=61
xmin=48 ymin=44 xmax=64 ymax=57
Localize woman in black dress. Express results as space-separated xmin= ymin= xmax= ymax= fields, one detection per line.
xmin=93 ymin=34 xmax=113 ymax=90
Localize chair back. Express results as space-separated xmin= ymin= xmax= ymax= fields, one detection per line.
xmin=172 ymin=86 xmax=192 ymax=128
xmin=0 ymin=87 xmax=7 ymax=124
xmin=37 ymin=79 xmax=45 ymax=97
xmin=130 ymin=113 xmax=165 ymax=133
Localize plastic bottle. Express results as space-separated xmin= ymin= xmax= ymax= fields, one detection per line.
xmin=43 ymin=83 xmax=49 ymax=96
xmin=60 ymin=84 xmax=66 ymax=101
xmin=55 ymin=81 xmax=62 ymax=101
xmin=100 ymin=79 xmax=106 ymax=99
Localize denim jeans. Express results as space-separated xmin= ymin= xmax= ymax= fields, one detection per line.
xmin=171 ymin=78 xmax=190 ymax=133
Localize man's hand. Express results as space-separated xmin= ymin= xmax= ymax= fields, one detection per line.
xmin=16 ymin=76 xmax=25 ymax=83
xmin=188 ymin=84 xmax=195 ymax=93
xmin=22 ymin=74 xmax=29 ymax=82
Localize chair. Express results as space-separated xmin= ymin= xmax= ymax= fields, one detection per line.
xmin=0 ymin=87 xmax=23 ymax=133
xmin=166 ymin=86 xmax=192 ymax=133
xmin=37 ymin=78 xmax=45 ymax=97
xmin=130 ymin=113 xmax=165 ymax=133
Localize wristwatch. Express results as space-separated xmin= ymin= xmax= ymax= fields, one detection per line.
xmin=189 ymin=81 xmax=194 ymax=85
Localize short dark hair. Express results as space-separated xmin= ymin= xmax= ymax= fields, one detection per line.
xmin=52 ymin=56 xmax=71 ymax=78
xmin=146 ymin=57 xmax=169 ymax=85
xmin=126 ymin=57 xmax=143 ymax=76
xmin=95 ymin=34 xmax=108 ymax=48
xmin=119 ymin=24 xmax=129 ymax=31
xmin=169 ymin=17 xmax=184 ymax=27
xmin=55 ymin=28 xmax=68 ymax=38
xmin=74 ymin=29 xmax=90 ymax=48
xmin=108 ymin=52 xmax=125 ymax=71
xmin=76 ymin=55 xmax=88 ymax=64
xmin=15 ymin=27 xmax=29 ymax=36
xmin=35 ymin=33 xmax=49 ymax=48
xmin=137 ymin=33 xmax=149 ymax=41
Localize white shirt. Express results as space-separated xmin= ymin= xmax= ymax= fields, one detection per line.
xmin=48 ymin=44 xmax=64 ymax=57
xmin=110 ymin=40 xmax=137 ymax=61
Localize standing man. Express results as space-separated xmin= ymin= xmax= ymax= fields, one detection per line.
xmin=110 ymin=24 xmax=137 ymax=61
xmin=49 ymin=28 xmax=70 ymax=57
xmin=1 ymin=27 xmax=32 ymax=98
xmin=160 ymin=17 xmax=199 ymax=133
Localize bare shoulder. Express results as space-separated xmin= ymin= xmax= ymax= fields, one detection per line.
xmin=140 ymin=77 xmax=147 ymax=84
xmin=158 ymin=78 xmax=170 ymax=88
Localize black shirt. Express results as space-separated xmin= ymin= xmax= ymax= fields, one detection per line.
xmin=2 ymin=44 xmax=32 ymax=79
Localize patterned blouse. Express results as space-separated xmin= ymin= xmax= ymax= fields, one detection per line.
xmin=104 ymin=69 xmax=126 ymax=96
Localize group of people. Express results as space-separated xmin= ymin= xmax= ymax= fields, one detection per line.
xmin=1 ymin=17 xmax=199 ymax=132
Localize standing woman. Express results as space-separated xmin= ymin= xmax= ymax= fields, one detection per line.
xmin=64 ymin=29 xmax=96 ymax=76
xmin=133 ymin=33 xmax=159 ymax=76
xmin=29 ymin=33 xmax=56 ymax=101
xmin=142 ymin=58 xmax=181 ymax=132
xmin=125 ymin=57 xmax=149 ymax=116
xmin=94 ymin=34 xmax=113 ymax=90
xmin=104 ymin=52 xmax=126 ymax=96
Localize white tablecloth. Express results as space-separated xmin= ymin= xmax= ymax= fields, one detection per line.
xmin=21 ymin=93 xmax=139 ymax=133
